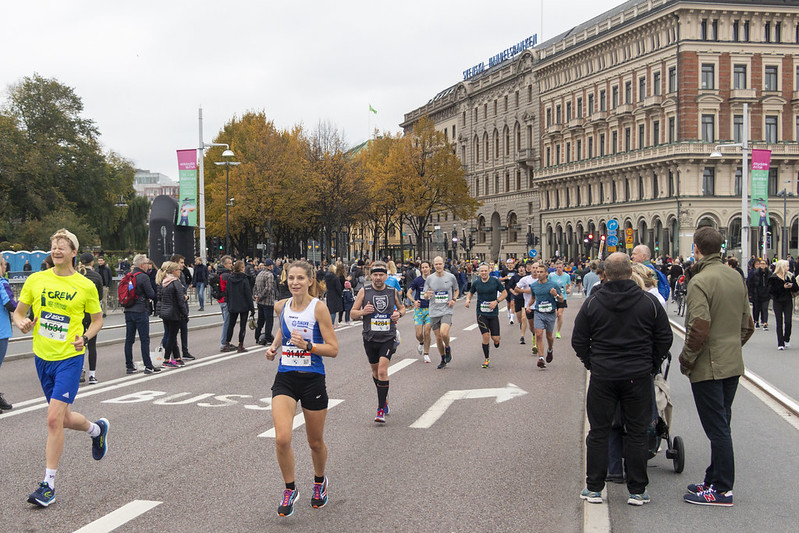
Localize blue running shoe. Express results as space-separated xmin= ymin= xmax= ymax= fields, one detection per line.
xmin=683 ymin=486 xmax=733 ymax=506
xmin=311 ymin=477 xmax=328 ymax=508
xmin=375 ymin=408 xmax=386 ymax=423
xmin=444 ymin=346 xmax=452 ymax=363
xmin=28 ymin=482 xmax=55 ymax=507
xmin=384 ymin=401 xmax=390 ymax=416
xmin=580 ymin=488 xmax=602 ymax=504
xmin=92 ymin=418 xmax=110 ymax=460
xmin=278 ymin=488 xmax=299 ymax=517
xmin=627 ymin=492 xmax=651 ymax=506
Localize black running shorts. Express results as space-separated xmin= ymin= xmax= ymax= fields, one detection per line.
xmin=271 ymin=371 xmax=328 ymax=411
xmin=476 ymin=315 xmax=500 ymax=336
xmin=556 ymin=300 xmax=568 ymax=309
xmin=363 ymin=339 xmax=395 ymax=365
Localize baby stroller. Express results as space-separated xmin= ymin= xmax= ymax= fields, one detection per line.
xmin=673 ymin=275 xmax=687 ymax=317
xmin=648 ymin=353 xmax=685 ymax=473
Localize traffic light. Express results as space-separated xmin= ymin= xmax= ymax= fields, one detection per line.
xmin=469 ymin=235 xmax=475 ymax=249
xmin=587 ymin=233 xmax=594 ymax=246
xmin=600 ymin=234 xmax=606 ymax=242
xmin=534 ymin=236 xmax=540 ymax=246
xmin=655 ymin=241 xmax=660 ymax=252
xmin=527 ymin=232 xmax=533 ymax=246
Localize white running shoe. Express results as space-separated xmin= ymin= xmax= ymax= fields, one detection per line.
xmin=423 ymin=353 xmax=431 ymax=363
xmin=786 ymin=342 xmax=791 ymax=348
xmin=417 ymin=343 xmax=424 ymax=356
xmin=509 ymin=314 xmax=515 ymax=325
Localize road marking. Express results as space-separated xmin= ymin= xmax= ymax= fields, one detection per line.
xmin=410 ymin=383 xmax=527 ymax=429
xmin=73 ymin=500 xmax=161 ymax=532
xmin=464 ymin=324 xmax=479 ymax=331
xmin=388 ymin=358 xmax=416 ymax=375
xmin=258 ymin=399 xmax=344 ymax=438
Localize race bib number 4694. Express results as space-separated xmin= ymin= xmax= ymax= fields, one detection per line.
xmin=39 ymin=312 xmax=70 ymax=341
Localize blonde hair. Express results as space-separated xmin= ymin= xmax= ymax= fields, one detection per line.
xmin=630 ymin=271 xmax=646 ymax=290
xmin=156 ymin=261 xmax=180 ymax=285
xmin=287 ymin=260 xmax=323 ymax=298
xmin=387 ymin=260 xmax=397 ymax=275
xmin=631 ymin=263 xmax=657 ymax=289
xmin=774 ymin=259 xmax=793 ymax=281
xmin=50 ymin=228 xmax=78 ymax=251
xmin=328 ymin=264 xmax=337 ymax=274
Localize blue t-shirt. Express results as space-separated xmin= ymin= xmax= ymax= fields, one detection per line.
xmin=385 ymin=275 xmax=402 ymax=292
xmin=531 ymin=280 xmax=561 ymax=313
xmin=548 ymin=272 xmax=572 ymax=300
xmin=409 ymin=275 xmax=429 ymax=308
xmin=0 ymin=278 xmax=13 ymax=339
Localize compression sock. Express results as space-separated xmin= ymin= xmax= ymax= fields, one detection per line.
xmin=43 ymin=469 xmax=56 ymax=489
xmin=482 ymin=343 xmax=489 ymax=358
xmin=494 ymin=341 xmax=500 ymax=348
xmin=87 ymin=422 xmax=101 ymax=438
xmin=373 ymin=376 xmax=380 ymax=394
xmin=377 ymin=380 xmax=389 ymax=409
xmin=314 ymin=475 xmax=325 ymax=483
xmin=286 ymin=482 xmax=296 ymax=490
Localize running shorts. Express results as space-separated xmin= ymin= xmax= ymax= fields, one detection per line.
xmin=533 ymin=311 xmax=557 ymax=332
xmin=476 ymin=315 xmax=500 ymax=336
xmin=556 ymin=300 xmax=568 ymax=309
xmin=363 ymin=339 xmax=395 ymax=365
xmin=430 ymin=315 xmax=453 ymax=331
xmin=36 ymin=354 xmax=84 ymax=404
xmin=271 ymin=371 xmax=328 ymax=411
xmin=413 ymin=307 xmax=430 ymax=326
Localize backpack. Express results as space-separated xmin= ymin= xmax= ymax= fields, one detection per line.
xmin=647 ymin=264 xmax=670 ymax=301
xmin=209 ymin=272 xmax=223 ymax=300
xmin=118 ymin=271 xmax=138 ymax=307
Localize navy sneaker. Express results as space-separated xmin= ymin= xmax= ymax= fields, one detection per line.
xmin=683 ymin=486 xmax=733 ymax=506
xmin=384 ymin=401 xmax=390 ymax=416
xmin=546 ymin=349 xmax=554 ymax=363
xmin=27 ymin=482 xmax=55 ymax=507
xmin=437 ymin=357 xmax=447 ymax=369
xmin=311 ymin=476 xmax=328 ymax=508
xmin=444 ymin=345 xmax=452 ymax=363
xmin=687 ymin=482 xmax=709 ymax=494
xmin=92 ymin=418 xmax=110 ymax=460
xmin=278 ymin=488 xmax=299 ymax=517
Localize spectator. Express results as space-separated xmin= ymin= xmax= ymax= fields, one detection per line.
xmin=216 ymin=255 xmax=233 ymax=351
xmin=768 ymin=259 xmax=799 ymax=350
xmin=222 ymin=260 xmax=254 ymax=353
xmin=95 ymin=256 xmax=113 ymax=317
xmin=324 ymin=265 xmax=344 ymax=327
xmin=680 ymin=226 xmax=753 ymax=506
xmin=583 ymin=260 xmax=601 ymax=297
xmin=123 ymin=254 xmax=157 ymax=374
xmin=23 ymin=260 xmax=32 ymax=272
xmin=254 ymin=259 xmax=277 ymax=345
xmin=746 ymin=259 xmax=771 ymax=330
xmin=0 ymin=258 xmax=18 ymax=411
xmin=573 ymin=252 xmax=672 ymax=506
xmin=78 ymin=253 xmax=103 ymax=384
xmin=192 ymin=256 xmax=208 ymax=311
xmin=157 ymin=261 xmax=189 ymax=368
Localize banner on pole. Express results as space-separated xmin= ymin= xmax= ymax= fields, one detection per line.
xmin=176 ymin=149 xmax=198 ymax=227
xmin=750 ymin=149 xmax=772 ymax=228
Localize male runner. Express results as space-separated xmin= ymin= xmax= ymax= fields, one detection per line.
xmin=12 ymin=229 xmax=108 ymax=507
xmin=407 ymin=260 xmax=432 ymax=362
xmin=424 ymin=256 xmax=459 ymax=369
xmin=527 ymin=263 xmax=564 ymax=368
xmin=351 ymin=261 xmax=405 ymax=423
xmin=465 ymin=263 xmax=508 ymax=368
xmin=548 ymin=261 xmax=572 ymax=338
xmin=508 ymin=262 xmax=528 ymax=344
xmin=513 ymin=261 xmax=539 ymax=355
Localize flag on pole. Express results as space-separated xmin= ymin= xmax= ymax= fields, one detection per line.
xmin=369 ymin=104 xmax=377 ymax=114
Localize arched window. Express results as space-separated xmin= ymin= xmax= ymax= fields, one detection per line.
xmin=505 ymin=127 xmax=510 ymax=156
xmin=638 ymin=175 xmax=644 ymax=200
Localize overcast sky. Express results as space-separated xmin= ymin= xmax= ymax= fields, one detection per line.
xmin=1 ymin=0 xmax=622 ymax=179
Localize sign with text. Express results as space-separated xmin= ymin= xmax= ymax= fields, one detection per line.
xmin=176 ymin=149 xmax=198 ymax=227
xmin=751 ymin=149 xmax=772 ymax=228
xmin=463 ymin=35 xmax=537 ymax=80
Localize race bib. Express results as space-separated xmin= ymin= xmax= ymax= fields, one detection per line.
xmin=479 ymin=301 xmax=493 ymax=313
xmin=434 ymin=290 xmax=449 ymax=304
xmin=371 ymin=315 xmax=391 ymax=331
xmin=537 ymin=301 xmax=554 ymax=313
xmin=39 ymin=312 xmax=70 ymax=341
xmin=281 ymin=345 xmax=311 ymax=367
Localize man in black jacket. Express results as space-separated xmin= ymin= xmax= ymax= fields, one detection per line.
xmin=95 ymin=256 xmax=113 ymax=317
xmin=192 ymin=256 xmax=209 ymax=311
xmin=123 ymin=254 xmax=157 ymax=374
xmin=572 ymin=252 xmax=672 ymax=506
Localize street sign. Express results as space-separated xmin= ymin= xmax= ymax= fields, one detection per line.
xmin=606 ymin=235 xmax=619 ymax=246
xmin=626 ymin=235 xmax=634 ymax=249
xmin=607 ymin=219 xmax=619 ymax=231
xmin=410 ymin=383 xmax=528 ymax=429
xmin=528 ymin=249 xmax=537 ymax=258
xmin=607 ymin=246 xmax=617 ymax=252
xmin=625 ymin=227 xmax=634 ymax=237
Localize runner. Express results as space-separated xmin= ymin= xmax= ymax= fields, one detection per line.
xmin=12 ymin=229 xmax=108 ymax=507
xmin=465 ymin=263 xmax=508 ymax=368
xmin=265 ymin=260 xmax=338 ymax=517
xmin=424 ymin=256 xmax=459 ymax=369
xmin=351 ymin=261 xmax=405 ymax=422
xmin=407 ymin=260 xmax=433 ymax=362
xmin=548 ymin=261 xmax=572 ymax=339
xmin=508 ymin=262 xmax=528 ymax=344
xmin=501 ymin=259 xmax=515 ymax=324
xmin=527 ymin=262 xmax=564 ymax=368
xmin=513 ymin=261 xmax=539 ymax=355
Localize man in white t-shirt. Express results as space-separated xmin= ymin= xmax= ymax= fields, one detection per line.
xmin=512 ymin=261 xmax=539 ymax=355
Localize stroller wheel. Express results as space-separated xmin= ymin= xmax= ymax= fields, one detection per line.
xmin=672 ymin=435 xmax=685 ymax=473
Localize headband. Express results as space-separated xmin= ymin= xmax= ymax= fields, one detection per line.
xmin=371 ymin=267 xmax=387 ymax=274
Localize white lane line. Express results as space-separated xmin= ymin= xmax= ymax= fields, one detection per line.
xmin=464 ymin=324 xmax=479 ymax=331
xmin=258 ymin=399 xmax=344 ymax=438
xmin=2 ymin=348 xmax=264 ymax=419
xmin=388 ymin=358 xmax=416 ymax=376
xmin=73 ymin=500 xmax=161 ymax=533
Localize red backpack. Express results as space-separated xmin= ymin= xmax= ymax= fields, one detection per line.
xmin=118 ymin=271 xmax=138 ymax=307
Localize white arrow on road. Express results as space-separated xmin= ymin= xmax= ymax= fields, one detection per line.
xmin=409 ymin=383 xmax=528 ymax=429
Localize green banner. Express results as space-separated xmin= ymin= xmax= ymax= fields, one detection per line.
xmin=750 ymin=149 xmax=771 ymax=227
xmin=176 ymin=149 xmax=197 ymax=227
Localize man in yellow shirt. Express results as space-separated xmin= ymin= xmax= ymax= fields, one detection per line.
xmin=12 ymin=229 xmax=107 ymax=507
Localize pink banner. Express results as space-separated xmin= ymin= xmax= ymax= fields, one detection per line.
xmin=751 ymin=149 xmax=771 ymax=170
xmin=177 ymin=149 xmax=197 ymax=170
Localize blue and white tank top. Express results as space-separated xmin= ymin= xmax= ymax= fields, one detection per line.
xmin=277 ymin=297 xmax=325 ymax=375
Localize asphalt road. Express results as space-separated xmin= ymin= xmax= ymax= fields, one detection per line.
xmin=0 ymin=297 xmax=797 ymax=532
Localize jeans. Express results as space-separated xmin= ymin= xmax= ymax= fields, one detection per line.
xmin=220 ymin=302 xmax=229 ymax=348
xmin=0 ymin=337 xmax=8 ymax=368
xmin=585 ymin=375 xmax=652 ymax=494
xmin=752 ymin=299 xmax=769 ymax=326
xmin=124 ymin=311 xmax=153 ymax=369
xmin=195 ymin=282 xmax=206 ymax=309
xmin=691 ymin=376 xmax=739 ymax=492
xmin=773 ymin=298 xmax=792 ymax=347
xmin=255 ymin=304 xmax=274 ymax=343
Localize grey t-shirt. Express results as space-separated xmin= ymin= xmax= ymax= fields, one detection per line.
xmin=423 ymin=271 xmax=459 ymax=318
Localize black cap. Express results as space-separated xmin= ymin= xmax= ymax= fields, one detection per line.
xmin=79 ymin=252 xmax=95 ymax=264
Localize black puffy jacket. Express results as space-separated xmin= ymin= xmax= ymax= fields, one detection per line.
xmin=157 ymin=279 xmax=188 ymax=321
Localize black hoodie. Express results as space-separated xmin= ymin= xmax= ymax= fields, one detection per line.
xmin=224 ymin=271 xmax=255 ymax=314
xmin=572 ymin=279 xmax=672 ymax=379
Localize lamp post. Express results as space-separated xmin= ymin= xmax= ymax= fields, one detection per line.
xmin=778 ymin=179 xmax=793 ymax=259
xmin=710 ymin=102 xmax=749 ymax=274
xmin=214 ymin=151 xmax=240 ymax=256
xmin=197 ymin=107 xmax=232 ymax=263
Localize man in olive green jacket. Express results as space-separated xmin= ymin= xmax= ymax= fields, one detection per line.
xmin=679 ymin=226 xmax=754 ymax=507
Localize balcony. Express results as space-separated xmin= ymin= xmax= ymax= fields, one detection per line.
xmin=614 ymin=103 xmax=634 ymax=116
xmin=566 ymin=117 xmax=585 ymax=130
xmin=642 ymin=95 xmax=663 ymax=108
xmin=586 ymin=110 xmax=608 ymax=124
xmin=516 ymin=148 xmax=537 ymax=167
xmin=730 ymin=88 xmax=757 ymax=102
xmin=545 ymin=123 xmax=563 ymax=135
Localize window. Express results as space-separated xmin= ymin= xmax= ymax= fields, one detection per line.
xmin=588 ymin=136 xmax=594 ymax=158
xmin=576 ymin=186 xmax=581 ymax=206
xmin=624 ymin=128 xmax=631 ymax=151
xmin=527 ymin=126 xmax=532 ymax=148
xmin=653 ymin=72 xmax=661 ymax=95
xmin=711 ymin=19 xmax=718 ymax=41
xmin=546 ymin=147 xmax=551 ymax=166
xmin=612 ymin=181 xmax=617 ymax=202
xmin=765 ymin=65 xmax=778 ymax=91
xmin=484 ymin=103 xmax=487 ymax=119
xmin=515 ymin=91 xmax=519 ymax=107
xmin=668 ymin=117 xmax=676 ymax=143
xmin=653 ymin=173 xmax=659 ymax=199
xmin=639 ymin=77 xmax=646 ymax=101
xmin=653 ymin=121 xmax=660 ymax=146
xmin=733 ymin=20 xmax=739 ymax=41
xmin=734 ymin=115 xmax=744 ymax=143
xmin=515 ymin=171 xmax=521 ymax=190
xmin=474 ymin=108 xmax=478 ymax=122
xmin=743 ymin=20 xmax=750 ymax=41
xmin=493 ymin=100 xmax=497 ymax=115
xmin=734 ymin=168 xmax=742 ymax=196
xmin=668 ymin=67 xmax=677 ymax=92
xmin=638 ymin=175 xmax=643 ymax=200
xmin=612 ymin=86 xmax=619 ymax=108
xmin=702 ymin=114 xmax=715 ymax=142
xmin=796 ymin=66 xmax=799 ymax=90
xmin=600 ymin=133 xmax=606 ymax=156
xmin=600 ymin=90 xmax=607 ymax=111
xmin=505 ymin=129 xmax=510 ymax=155
xmin=546 ymin=108 xmax=552 ymax=127
xmin=702 ymin=167 xmax=715 ymax=196
xmin=796 ymin=116 xmax=799 ymax=141
xmin=625 ymin=179 xmax=631 ymax=201
xmin=577 ymin=97 xmax=583 ymax=118
xmin=588 ymin=94 xmax=594 ymax=115
xmin=504 ymin=95 xmax=508 ymax=112
xmin=769 ymin=168 xmax=779 ymax=196
xmin=475 ymin=178 xmax=480 ymax=196
xmin=668 ymin=170 xmax=675 ymax=197
xmin=528 ymin=85 xmax=533 ymax=103
xmin=576 ymin=139 xmax=582 ymax=160
xmin=776 ymin=21 xmax=782 ymax=42
xmin=765 ymin=21 xmax=771 ymax=43
xmin=733 ymin=65 xmax=747 ymax=89
xmin=625 ymin=81 xmax=632 ymax=103
xmin=588 ymin=184 xmax=593 ymax=204
xmin=566 ymin=142 xmax=571 ymax=163
xmin=701 ymin=18 xmax=708 ymax=40
xmin=556 ymin=105 xmax=562 ymax=124
xmin=600 ymin=183 xmax=605 ymax=203
xmin=566 ymin=102 xmax=572 ymax=122
xmin=701 ymin=64 xmax=715 ymax=89
xmin=638 ymin=124 xmax=645 ymax=148
xmin=556 ymin=145 xmax=560 ymax=165
xmin=612 ymin=131 xmax=618 ymax=154
xmin=765 ymin=115 xmax=778 ymax=143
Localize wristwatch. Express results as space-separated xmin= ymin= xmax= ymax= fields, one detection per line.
xmin=305 ymin=341 xmax=314 ymax=353
xmin=82 ymin=335 xmax=90 ymax=346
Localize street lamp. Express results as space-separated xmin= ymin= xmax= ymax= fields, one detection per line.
xmin=710 ymin=102 xmax=749 ymax=273
xmin=214 ymin=150 xmax=240 ymax=256
xmin=197 ymin=107 xmax=232 ymax=263
xmin=778 ymin=179 xmax=793 ymax=259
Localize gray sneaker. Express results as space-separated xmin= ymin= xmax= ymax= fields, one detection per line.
xmin=580 ymin=488 xmax=602 ymax=504
xmin=627 ymin=492 xmax=651 ymax=506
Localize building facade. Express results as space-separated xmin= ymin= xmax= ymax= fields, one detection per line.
xmin=134 ymin=169 xmax=179 ymax=201
xmin=403 ymin=0 xmax=799 ymax=264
